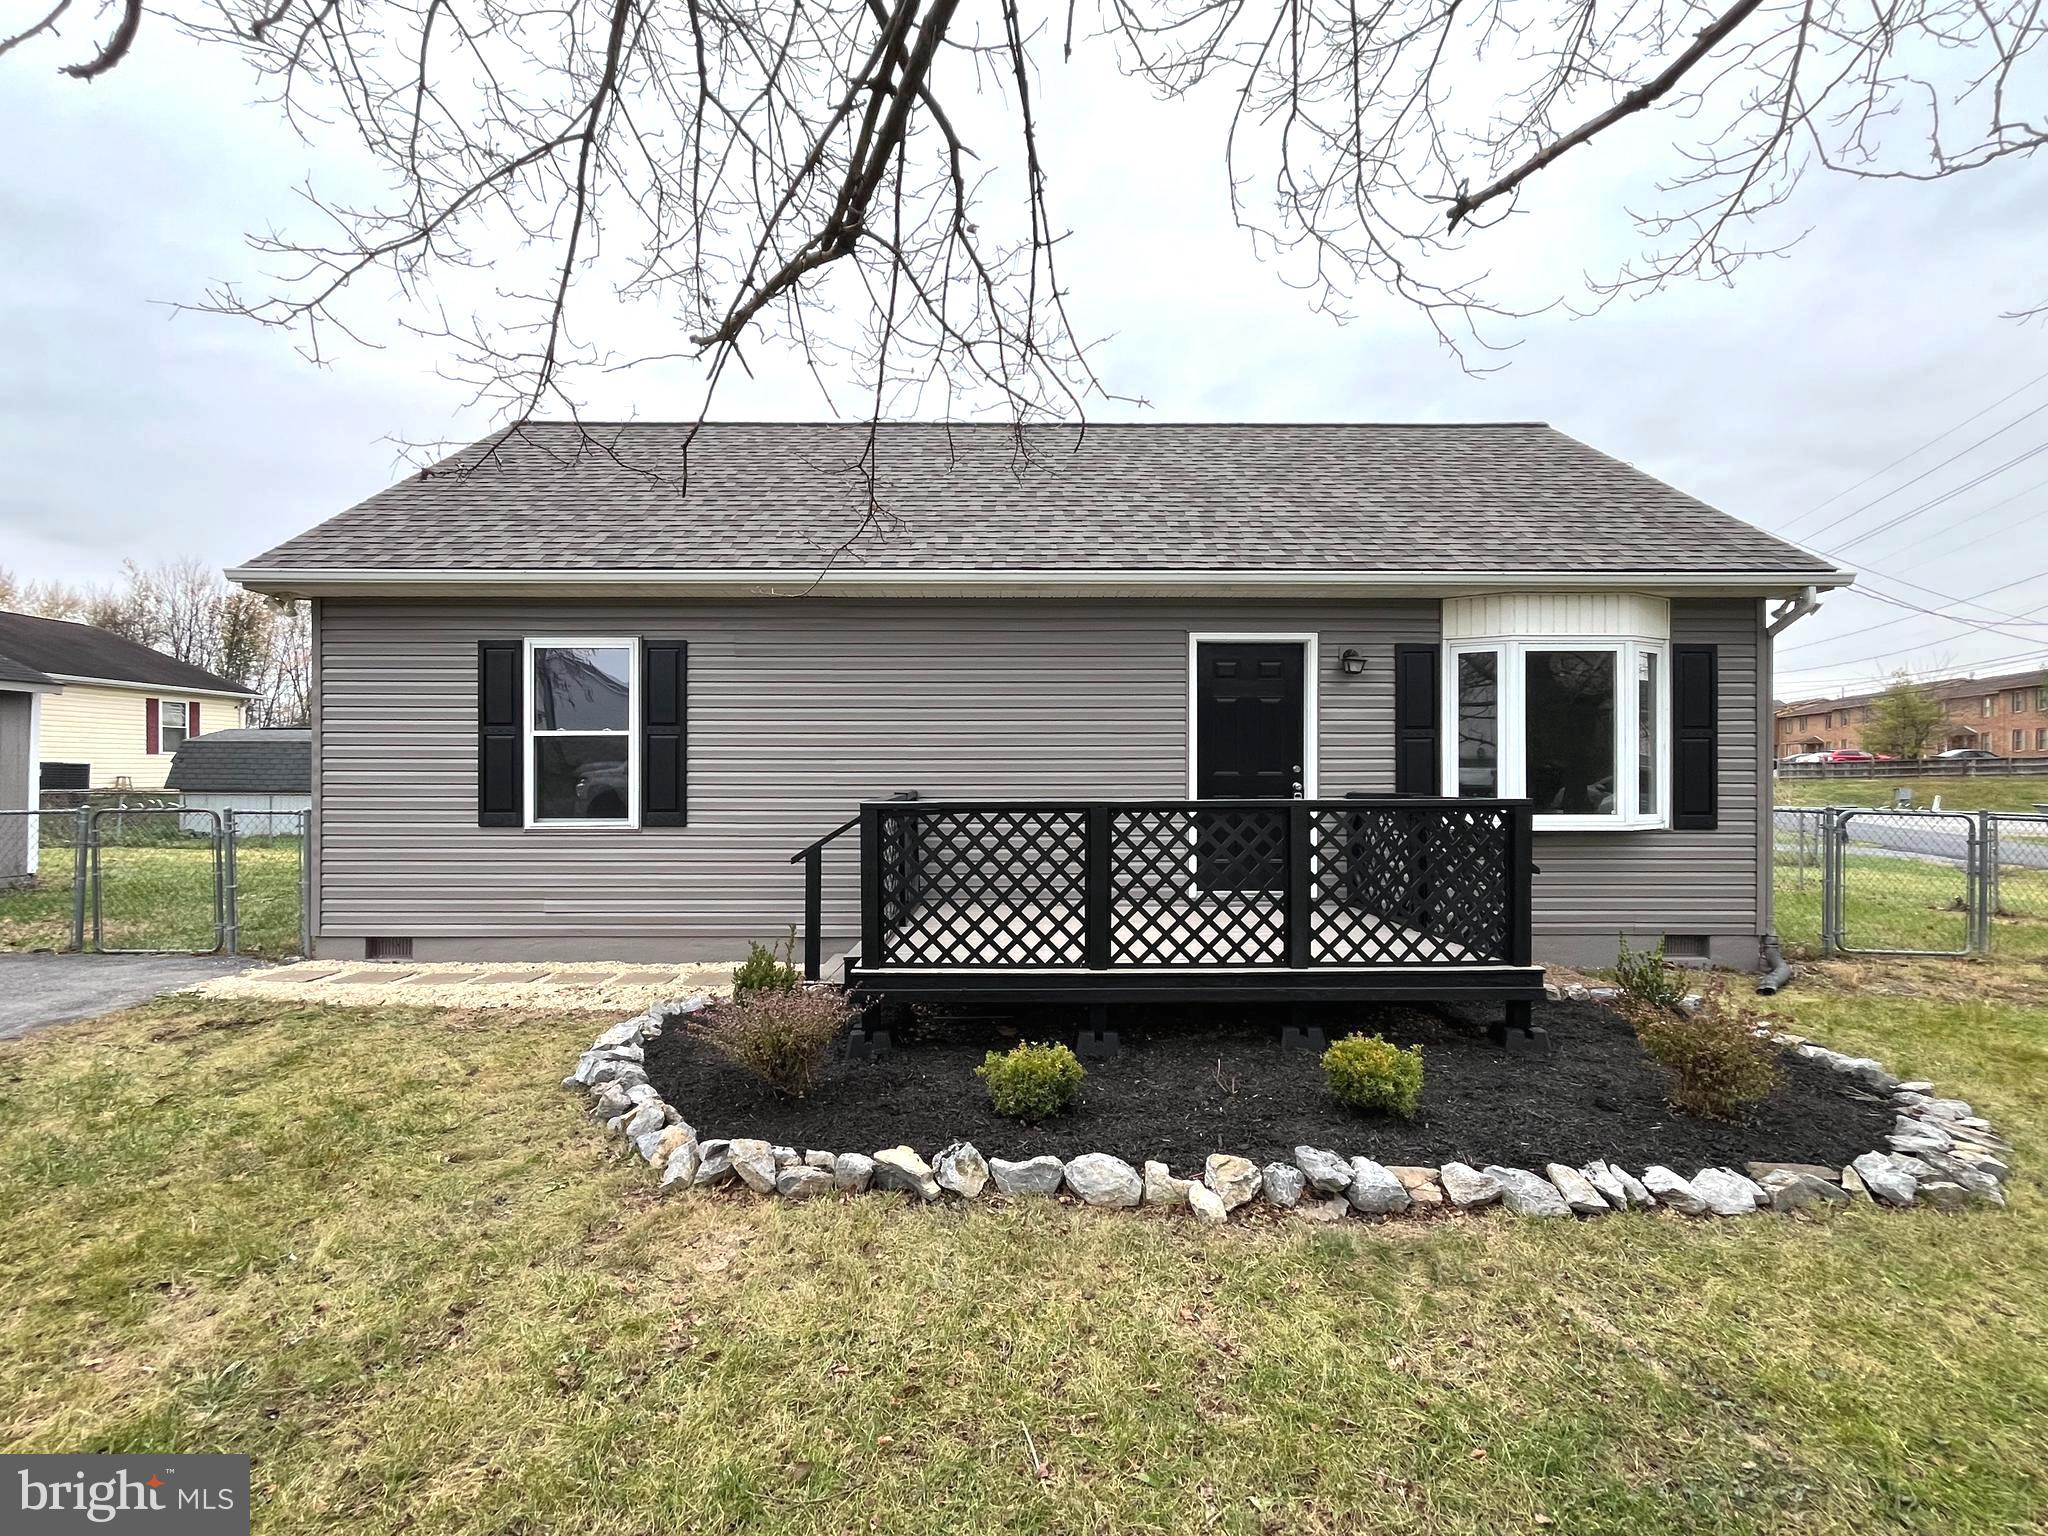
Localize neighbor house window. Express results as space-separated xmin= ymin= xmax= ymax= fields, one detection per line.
xmin=158 ymin=700 xmax=190 ymax=754
xmin=2014 ymin=729 xmax=2026 ymax=752
xmin=2037 ymin=728 xmax=2046 ymax=751
xmin=1444 ymin=639 xmax=1667 ymax=828
xmin=525 ymin=639 xmax=636 ymax=825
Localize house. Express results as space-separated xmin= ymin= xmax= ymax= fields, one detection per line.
xmin=0 ymin=610 xmax=258 ymax=792
xmin=166 ymin=728 xmax=312 ymax=819
xmin=0 ymin=648 xmax=62 ymax=886
xmin=1775 ymin=668 xmax=2048 ymax=759
xmin=230 ymin=421 xmax=1852 ymax=999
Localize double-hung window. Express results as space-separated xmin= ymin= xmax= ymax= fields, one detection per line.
xmin=525 ymin=639 xmax=637 ymax=826
xmin=158 ymin=699 xmax=190 ymax=754
xmin=1442 ymin=596 xmax=1670 ymax=830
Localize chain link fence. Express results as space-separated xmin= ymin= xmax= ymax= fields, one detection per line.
xmin=1772 ymin=806 xmax=2048 ymax=958
xmin=0 ymin=802 xmax=306 ymax=957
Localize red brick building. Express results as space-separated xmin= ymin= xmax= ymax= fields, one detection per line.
xmin=1775 ymin=668 xmax=2048 ymax=760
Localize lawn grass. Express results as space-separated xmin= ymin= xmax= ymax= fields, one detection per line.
xmin=1775 ymin=774 xmax=2048 ymax=813
xmin=2 ymin=978 xmax=2046 ymax=1534
xmin=0 ymin=842 xmax=301 ymax=955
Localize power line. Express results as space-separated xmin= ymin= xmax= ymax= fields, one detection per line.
xmin=1828 ymin=437 xmax=2048 ymax=554
xmin=1780 ymin=366 xmax=2048 ymax=535
xmin=1845 ymin=468 xmax=2048 ymax=568
xmin=1778 ymin=642 xmax=2048 ymax=686
xmin=1798 ymin=396 xmax=2048 ymax=543
xmin=1781 ymin=569 xmax=2048 ymax=653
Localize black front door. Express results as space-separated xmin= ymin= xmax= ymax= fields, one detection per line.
xmin=1193 ymin=641 xmax=1305 ymax=890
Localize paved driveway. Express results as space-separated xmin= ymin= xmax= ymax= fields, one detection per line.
xmin=0 ymin=953 xmax=262 ymax=1041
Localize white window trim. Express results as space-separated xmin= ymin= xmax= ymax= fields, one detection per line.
xmin=522 ymin=637 xmax=639 ymax=829
xmin=1442 ymin=636 xmax=1670 ymax=832
xmin=156 ymin=698 xmax=191 ymax=755
xmin=1185 ymin=632 xmax=1320 ymax=799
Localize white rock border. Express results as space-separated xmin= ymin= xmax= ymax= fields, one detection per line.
xmin=564 ymin=1000 xmax=2013 ymax=1223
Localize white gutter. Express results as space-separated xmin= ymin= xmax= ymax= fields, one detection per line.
xmin=230 ymin=565 xmax=1858 ymax=600
xmin=43 ymin=672 xmax=261 ymax=700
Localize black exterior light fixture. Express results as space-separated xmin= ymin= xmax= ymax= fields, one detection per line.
xmin=1339 ymin=647 xmax=1367 ymax=676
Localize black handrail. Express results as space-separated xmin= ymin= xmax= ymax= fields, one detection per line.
xmin=788 ymin=791 xmax=918 ymax=982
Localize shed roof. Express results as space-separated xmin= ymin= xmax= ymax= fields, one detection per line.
xmin=0 ymin=610 xmax=254 ymax=695
xmin=234 ymin=421 xmax=1847 ymax=593
xmin=165 ymin=729 xmax=311 ymax=794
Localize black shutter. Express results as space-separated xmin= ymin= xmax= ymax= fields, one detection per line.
xmin=478 ymin=640 xmax=522 ymax=827
xmin=1392 ymin=644 xmax=1440 ymax=795
xmin=1672 ymin=644 xmax=1718 ymax=830
xmin=641 ymin=640 xmax=688 ymax=827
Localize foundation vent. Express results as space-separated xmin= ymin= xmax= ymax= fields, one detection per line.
xmin=365 ymin=937 xmax=415 ymax=961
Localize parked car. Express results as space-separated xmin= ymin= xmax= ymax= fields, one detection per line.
xmin=1782 ymin=752 xmax=1831 ymax=765
xmin=1934 ymin=747 xmax=2005 ymax=761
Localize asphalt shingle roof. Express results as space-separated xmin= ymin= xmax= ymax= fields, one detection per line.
xmin=236 ymin=422 xmax=1839 ymax=579
xmin=165 ymin=729 xmax=311 ymax=794
xmin=0 ymin=649 xmax=57 ymax=689
xmin=0 ymin=610 xmax=253 ymax=695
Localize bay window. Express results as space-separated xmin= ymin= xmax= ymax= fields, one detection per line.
xmin=1443 ymin=637 xmax=1669 ymax=829
xmin=525 ymin=639 xmax=637 ymax=826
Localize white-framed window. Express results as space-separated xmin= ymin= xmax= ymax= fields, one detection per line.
xmin=158 ymin=699 xmax=190 ymax=754
xmin=523 ymin=638 xmax=637 ymax=827
xmin=1444 ymin=638 xmax=1669 ymax=830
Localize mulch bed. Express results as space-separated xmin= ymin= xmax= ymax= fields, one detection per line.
xmin=641 ymin=999 xmax=1892 ymax=1173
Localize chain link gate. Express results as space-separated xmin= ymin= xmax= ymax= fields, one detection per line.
xmin=1824 ymin=809 xmax=1976 ymax=957
xmin=1 ymin=804 xmax=307 ymax=957
xmin=1774 ymin=805 xmax=2048 ymax=959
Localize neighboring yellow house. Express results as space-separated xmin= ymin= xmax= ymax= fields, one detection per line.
xmin=0 ymin=610 xmax=256 ymax=792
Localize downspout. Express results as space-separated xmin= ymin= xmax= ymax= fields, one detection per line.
xmin=1758 ymin=587 xmax=1823 ymax=992
xmin=1767 ymin=585 xmax=1821 ymax=636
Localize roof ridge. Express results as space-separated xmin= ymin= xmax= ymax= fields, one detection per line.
xmin=499 ymin=419 xmax=1558 ymax=429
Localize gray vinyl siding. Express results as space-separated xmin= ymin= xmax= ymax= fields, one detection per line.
xmin=315 ymin=599 xmax=1436 ymax=958
xmin=313 ymin=595 xmax=1768 ymax=967
xmin=1529 ymin=598 xmax=1764 ymax=970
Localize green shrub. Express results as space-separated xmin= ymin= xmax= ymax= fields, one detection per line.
xmin=702 ymin=988 xmax=850 ymax=1097
xmin=1612 ymin=934 xmax=1690 ymax=1014
xmin=732 ymin=929 xmax=800 ymax=1000
xmin=1321 ymin=1033 xmax=1425 ymax=1118
xmin=1629 ymin=982 xmax=1782 ymax=1119
xmin=977 ymin=1042 xmax=1086 ymax=1121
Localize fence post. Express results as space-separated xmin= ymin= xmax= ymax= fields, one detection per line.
xmin=223 ymin=809 xmax=240 ymax=957
xmin=298 ymin=810 xmax=313 ymax=957
xmin=1085 ymin=805 xmax=1113 ymax=971
xmin=70 ymin=806 xmax=89 ymax=952
xmin=1285 ymin=803 xmax=1312 ymax=969
xmin=1978 ymin=812 xmax=1998 ymax=953
xmin=1820 ymin=808 xmax=1841 ymax=957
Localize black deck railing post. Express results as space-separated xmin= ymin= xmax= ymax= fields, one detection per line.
xmin=859 ymin=803 xmax=883 ymax=968
xmin=1084 ymin=805 xmax=1113 ymax=969
xmin=1506 ymin=802 xmax=1535 ymax=965
xmin=1286 ymin=802 xmax=1312 ymax=968
xmin=802 ymin=846 xmax=823 ymax=982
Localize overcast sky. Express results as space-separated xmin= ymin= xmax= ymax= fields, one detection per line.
xmin=3 ymin=15 xmax=2043 ymax=700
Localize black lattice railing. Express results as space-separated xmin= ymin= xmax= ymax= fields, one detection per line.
xmin=860 ymin=797 xmax=1532 ymax=973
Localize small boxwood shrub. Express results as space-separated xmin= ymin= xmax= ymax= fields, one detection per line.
xmin=1629 ymin=982 xmax=1782 ymax=1120
xmin=1612 ymin=934 xmax=1690 ymax=1014
xmin=732 ymin=929 xmax=800 ymax=1001
xmin=1321 ymin=1033 xmax=1424 ymax=1118
xmin=702 ymin=988 xmax=851 ymax=1097
xmin=977 ymin=1041 xmax=1085 ymax=1121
